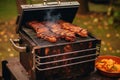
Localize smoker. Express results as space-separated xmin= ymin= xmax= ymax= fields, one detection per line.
xmin=2 ymin=0 xmax=101 ymax=80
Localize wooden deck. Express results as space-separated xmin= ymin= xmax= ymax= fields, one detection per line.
xmin=1 ymin=57 xmax=120 ymax=80
xmin=2 ymin=58 xmax=29 ymax=80
xmin=0 ymin=70 xmax=2 ymax=79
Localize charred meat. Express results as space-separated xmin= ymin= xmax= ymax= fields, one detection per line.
xmin=27 ymin=20 xmax=88 ymax=43
xmin=43 ymin=22 xmax=76 ymax=42
xmin=28 ymin=21 xmax=58 ymax=43
xmin=58 ymin=20 xmax=88 ymax=37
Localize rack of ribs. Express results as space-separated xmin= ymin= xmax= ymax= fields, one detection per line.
xmin=28 ymin=21 xmax=59 ymax=43
xmin=43 ymin=21 xmax=76 ymax=42
xmin=58 ymin=20 xmax=88 ymax=37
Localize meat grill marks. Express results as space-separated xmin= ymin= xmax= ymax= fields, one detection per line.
xmin=43 ymin=21 xmax=76 ymax=42
xmin=28 ymin=21 xmax=58 ymax=43
xmin=58 ymin=20 xmax=88 ymax=37
xmin=27 ymin=20 xmax=88 ymax=43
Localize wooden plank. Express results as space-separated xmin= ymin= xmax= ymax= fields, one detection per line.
xmin=0 ymin=70 xmax=2 ymax=79
xmin=6 ymin=58 xmax=29 ymax=80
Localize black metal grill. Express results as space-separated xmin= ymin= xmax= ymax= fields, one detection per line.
xmin=32 ymin=35 xmax=100 ymax=80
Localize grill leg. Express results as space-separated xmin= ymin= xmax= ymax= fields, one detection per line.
xmin=2 ymin=58 xmax=29 ymax=80
xmin=2 ymin=60 xmax=11 ymax=80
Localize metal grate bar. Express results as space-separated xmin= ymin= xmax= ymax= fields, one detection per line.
xmin=35 ymin=53 xmax=96 ymax=65
xmin=35 ymin=59 xmax=95 ymax=71
xmin=35 ymin=48 xmax=97 ymax=59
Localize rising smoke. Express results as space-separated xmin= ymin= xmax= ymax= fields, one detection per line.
xmin=44 ymin=9 xmax=61 ymax=22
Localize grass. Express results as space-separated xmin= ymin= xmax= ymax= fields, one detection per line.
xmin=74 ymin=15 xmax=120 ymax=56
xmin=0 ymin=0 xmax=18 ymax=71
xmin=0 ymin=0 xmax=17 ymax=21
xmin=73 ymin=2 xmax=120 ymax=57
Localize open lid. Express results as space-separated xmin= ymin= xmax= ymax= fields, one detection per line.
xmin=16 ymin=1 xmax=80 ymax=33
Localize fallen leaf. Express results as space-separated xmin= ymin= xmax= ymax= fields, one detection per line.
xmin=9 ymin=53 xmax=14 ymax=57
xmin=109 ymin=47 xmax=112 ymax=51
xmin=106 ymin=33 xmax=111 ymax=38
xmin=103 ymin=47 xmax=107 ymax=51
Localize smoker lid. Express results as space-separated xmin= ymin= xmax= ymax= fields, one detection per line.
xmin=16 ymin=1 xmax=80 ymax=33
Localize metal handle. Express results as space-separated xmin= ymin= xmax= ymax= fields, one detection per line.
xmin=43 ymin=0 xmax=61 ymax=5
xmin=10 ymin=39 xmax=26 ymax=52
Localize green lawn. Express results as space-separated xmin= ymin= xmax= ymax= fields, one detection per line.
xmin=0 ymin=0 xmax=18 ymax=71
xmin=74 ymin=2 xmax=120 ymax=56
xmin=0 ymin=0 xmax=17 ymax=20
xmin=74 ymin=14 xmax=120 ymax=57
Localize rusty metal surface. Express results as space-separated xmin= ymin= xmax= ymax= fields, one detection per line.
xmin=19 ymin=27 xmax=101 ymax=80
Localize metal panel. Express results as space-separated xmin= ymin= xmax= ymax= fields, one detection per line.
xmin=16 ymin=1 xmax=79 ymax=33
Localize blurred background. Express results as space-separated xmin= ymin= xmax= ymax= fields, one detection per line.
xmin=0 ymin=0 xmax=120 ymax=73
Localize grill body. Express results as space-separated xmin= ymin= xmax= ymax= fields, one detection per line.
xmin=19 ymin=31 xmax=100 ymax=80
xmin=12 ymin=1 xmax=101 ymax=80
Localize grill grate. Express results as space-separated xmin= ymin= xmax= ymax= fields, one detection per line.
xmin=22 ymin=27 xmax=97 ymax=47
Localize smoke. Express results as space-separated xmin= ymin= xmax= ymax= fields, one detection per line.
xmin=44 ymin=10 xmax=61 ymax=22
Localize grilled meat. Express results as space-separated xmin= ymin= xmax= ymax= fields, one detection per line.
xmin=43 ymin=22 xmax=76 ymax=42
xmin=28 ymin=21 xmax=58 ymax=43
xmin=58 ymin=20 xmax=88 ymax=37
xmin=27 ymin=20 xmax=88 ymax=42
